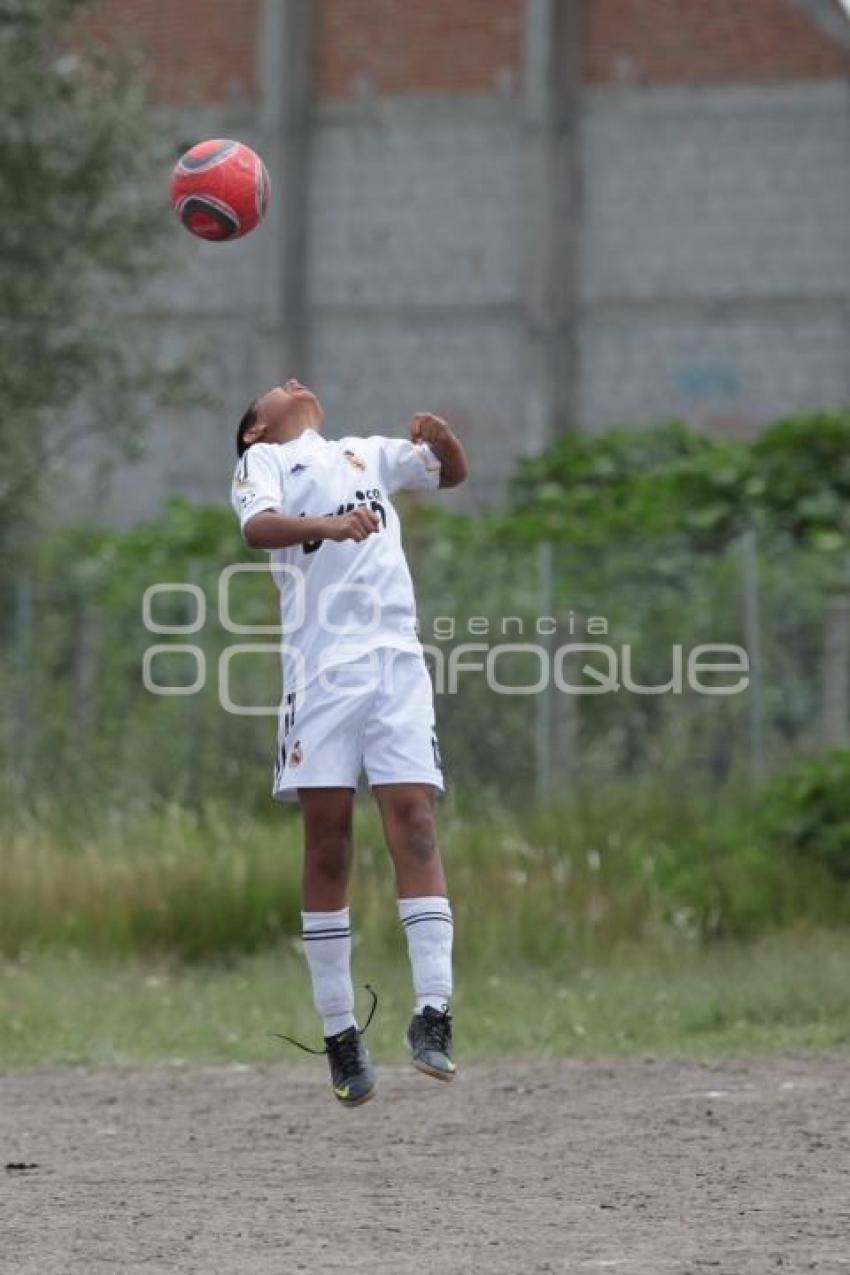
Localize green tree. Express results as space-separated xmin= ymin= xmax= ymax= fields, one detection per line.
xmin=0 ymin=0 xmax=185 ymax=537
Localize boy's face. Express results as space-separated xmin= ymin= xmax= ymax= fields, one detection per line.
xmin=259 ymin=380 xmax=324 ymax=434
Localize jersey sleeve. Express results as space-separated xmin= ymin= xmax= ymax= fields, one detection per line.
xmin=374 ymin=436 xmax=441 ymax=494
xmin=230 ymin=445 xmax=283 ymax=530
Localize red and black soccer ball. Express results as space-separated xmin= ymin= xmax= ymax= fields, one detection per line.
xmin=170 ymin=139 xmax=271 ymax=242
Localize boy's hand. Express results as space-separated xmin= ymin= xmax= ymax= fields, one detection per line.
xmin=408 ymin=412 xmax=468 ymax=489
xmin=410 ymin=413 xmax=451 ymax=448
xmin=325 ymin=508 xmax=380 ymax=543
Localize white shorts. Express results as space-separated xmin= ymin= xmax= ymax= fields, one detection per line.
xmin=272 ymin=648 xmax=444 ymax=802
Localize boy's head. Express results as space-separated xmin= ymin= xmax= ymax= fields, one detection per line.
xmin=236 ymin=380 xmax=324 ymax=456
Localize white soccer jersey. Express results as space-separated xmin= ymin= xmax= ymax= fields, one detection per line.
xmin=230 ymin=429 xmax=441 ymax=691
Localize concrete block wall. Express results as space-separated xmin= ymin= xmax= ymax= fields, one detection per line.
xmin=310 ymin=0 xmax=527 ymax=504
xmin=71 ymin=0 xmax=850 ymax=520
xmin=583 ymin=0 xmax=850 ymax=84
xmin=83 ymin=0 xmax=261 ymax=100
xmin=75 ymin=103 xmax=270 ymax=525
xmin=309 ymin=93 xmax=526 ymax=502
xmin=580 ymin=80 xmax=850 ymax=431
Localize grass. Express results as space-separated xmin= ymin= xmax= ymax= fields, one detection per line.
xmin=2 ymin=787 xmax=847 ymax=963
xmin=2 ymin=930 xmax=850 ymax=1069
xmin=2 ymin=788 xmax=849 ymax=1068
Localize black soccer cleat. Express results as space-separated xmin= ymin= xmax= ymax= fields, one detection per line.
xmin=270 ymin=985 xmax=379 ymax=1109
xmin=405 ymin=1005 xmax=456 ymax=1081
xmin=325 ymin=1026 xmax=377 ymax=1107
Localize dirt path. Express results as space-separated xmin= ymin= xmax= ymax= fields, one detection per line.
xmin=2 ymin=1055 xmax=849 ymax=1274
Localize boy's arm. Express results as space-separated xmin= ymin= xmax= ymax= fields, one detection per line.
xmin=243 ymin=507 xmax=379 ymax=550
xmin=409 ymin=414 xmax=468 ymax=489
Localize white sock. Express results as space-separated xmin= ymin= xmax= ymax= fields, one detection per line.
xmin=398 ymin=896 xmax=453 ymax=1013
xmin=301 ymin=908 xmax=356 ymax=1037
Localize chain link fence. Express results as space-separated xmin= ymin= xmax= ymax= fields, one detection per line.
xmin=0 ymin=506 xmax=844 ymax=817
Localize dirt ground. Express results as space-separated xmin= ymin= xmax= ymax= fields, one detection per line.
xmin=2 ymin=1054 xmax=850 ymax=1274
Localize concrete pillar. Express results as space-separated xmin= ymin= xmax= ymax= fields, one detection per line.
xmin=821 ymin=593 xmax=850 ymax=747
xmin=522 ymin=0 xmax=583 ymax=447
xmin=552 ymin=612 xmax=580 ymax=792
xmin=257 ymin=0 xmax=315 ymax=386
xmin=73 ymin=604 xmax=100 ymax=742
xmin=524 ymin=3 xmax=584 ymax=802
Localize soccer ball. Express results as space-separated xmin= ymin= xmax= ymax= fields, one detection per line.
xmin=170 ymin=139 xmax=271 ymax=242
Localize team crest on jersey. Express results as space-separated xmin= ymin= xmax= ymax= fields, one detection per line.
xmin=289 ymin=740 xmax=303 ymax=768
xmin=344 ymin=449 xmax=367 ymax=472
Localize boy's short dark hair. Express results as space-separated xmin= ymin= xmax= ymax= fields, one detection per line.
xmin=236 ymin=399 xmax=260 ymax=458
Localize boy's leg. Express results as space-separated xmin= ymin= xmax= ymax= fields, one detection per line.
xmin=277 ymin=661 xmax=373 ymax=1032
xmin=299 ymin=787 xmax=356 ymax=1034
xmin=301 ymin=786 xmax=354 ymax=913
xmin=374 ymin=783 xmax=456 ymax=1079
xmin=299 ymin=786 xmax=376 ymax=1106
xmin=373 ymin=782 xmax=446 ymax=900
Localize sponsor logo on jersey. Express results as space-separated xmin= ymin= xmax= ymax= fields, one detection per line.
xmin=344 ymin=450 xmax=367 ymax=472
xmin=290 ymin=463 xmax=309 ymax=475
xmin=301 ymin=490 xmax=388 ymax=554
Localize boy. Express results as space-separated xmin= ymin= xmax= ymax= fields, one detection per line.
xmin=230 ymin=379 xmax=468 ymax=1107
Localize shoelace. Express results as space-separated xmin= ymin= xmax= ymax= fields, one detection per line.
xmin=269 ymin=984 xmax=378 ymax=1056
xmin=327 ymin=1026 xmax=366 ymax=1077
xmin=420 ymin=1007 xmax=452 ymax=1052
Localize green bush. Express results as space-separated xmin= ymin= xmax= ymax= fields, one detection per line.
xmin=760 ymin=748 xmax=850 ymax=880
xmin=4 ymin=411 xmax=850 ymax=810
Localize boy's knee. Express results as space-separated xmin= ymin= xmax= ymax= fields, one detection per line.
xmin=306 ymin=829 xmax=352 ymax=883
xmin=393 ymin=798 xmax=437 ymax=865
